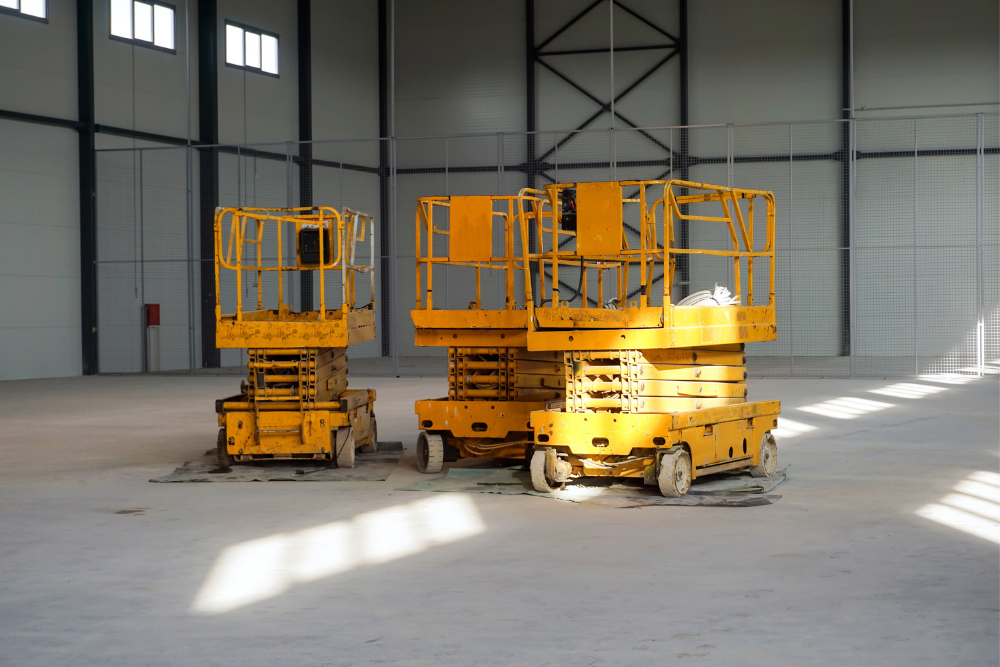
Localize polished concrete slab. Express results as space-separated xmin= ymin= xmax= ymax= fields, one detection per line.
xmin=0 ymin=374 xmax=997 ymax=666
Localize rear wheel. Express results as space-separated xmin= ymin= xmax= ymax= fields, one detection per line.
xmin=335 ymin=427 xmax=356 ymax=468
xmin=657 ymin=448 xmax=692 ymax=497
xmin=416 ymin=431 xmax=444 ymax=473
xmin=359 ymin=413 xmax=378 ymax=454
xmin=216 ymin=428 xmax=233 ymax=468
xmin=749 ymin=432 xmax=777 ymax=478
xmin=529 ymin=448 xmax=566 ymax=493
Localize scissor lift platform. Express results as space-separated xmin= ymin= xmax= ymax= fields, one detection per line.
xmin=411 ymin=181 xmax=781 ymax=496
xmin=213 ymin=206 xmax=378 ymax=469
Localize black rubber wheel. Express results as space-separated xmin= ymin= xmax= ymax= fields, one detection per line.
xmin=529 ymin=448 xmax=566 ymax=493
xmin=657 ymin=448 xmax=692 ymax=497
xmin=216 ymin=428 xmax=233 ymax=468
xmin=750 ymin=432 xmax=778 ymax=478
xmin=416 ymin=431 xmax=444 ymax=473
xmin=335 ymin=427 xmax=356 ymax=469
xmin=359 ymin=413 xmax=378 ymax=454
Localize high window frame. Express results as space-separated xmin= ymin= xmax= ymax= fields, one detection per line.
xmin=224 ymin=20 xmax=280 ymax=77
xmin=110 ymin=0 xmax=176 ymax=53
xmin=0 ymin=0 xmax=47 ymax=22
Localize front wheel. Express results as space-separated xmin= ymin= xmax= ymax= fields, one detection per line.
xmin=216 ymin=428 xmax=233 ymax=468
xmin=335 ymin=427 xmax=356 ymax=469
xmin=359 ymin=413 xmax=378 ymax=454
xmin=657 ymin=448 xmax=692 ymax=497
xmin=416 ymin=431 xmax=444 ymax=473
xmin=749 ymin=432 xmax=777 ymax=478
xmin=529 ymin=448 xmax=566 ymax=493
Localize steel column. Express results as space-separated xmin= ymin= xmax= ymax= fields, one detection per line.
xmin=378 ymin=0 xmax=392 ymax=357
xmin=78 ymin=0 xmax=98 ymax=374
xmin=198 ymin=0 xmax=220 ymax=367
xmin=526 ymin=0 xmax=538 ymax=300
xmin=678 ymin=0 xmax=690 ymax=299
xmin=298 ymin=0 xmax=314 ymax=311
xmin=840 ymin=0 xmax=853 ymax=360
xmin=525 ymin=0 xmax=535 ymax=188
xmin=976 ymin=113 xmax=985 ymax=375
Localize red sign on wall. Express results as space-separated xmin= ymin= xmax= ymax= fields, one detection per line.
xmin=145 ymin=304 xmax=160 ymax=327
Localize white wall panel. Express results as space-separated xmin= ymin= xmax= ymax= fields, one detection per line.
xmin=94 ymin=0 xmax=199 ymax=138
xmin=689 ymin=0 xmax=841 ymax=124
xmin=535 ymin=0 xmax=681 ymax=132
xmin=0 ymin=0 xmax=77 ymax=119
xmin=312 ymin=0 xmax=379 ymax=140
xmin=217 ymin=0 xmax=298 ymax=144
xmin=394 ymin=0 xmax=525 ymax=137
xmin=854 ymin=0 xmax=999 ymax=116
xmin=0 ymin=119 xmax=81 ymax=380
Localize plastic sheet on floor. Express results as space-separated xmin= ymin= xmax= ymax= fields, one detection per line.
xmin=149 ymin=443 xmax=403 ymax=483
xmin=397 ymin=465 xmax=788 ymax=508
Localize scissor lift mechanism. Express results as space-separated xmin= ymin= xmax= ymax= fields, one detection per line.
xmin=412 ymin=181 xmax=780 ymax=496
xmin=214 ymin=206 xmax=378 ymax=468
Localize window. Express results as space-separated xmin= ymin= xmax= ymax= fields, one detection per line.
xmin=225 ymin=22 xmax=279 ymax=76
xmin=110 ymin=0 xmax=175 ymax=51
xmin=0 ymin=0 xmax=46 ymax=21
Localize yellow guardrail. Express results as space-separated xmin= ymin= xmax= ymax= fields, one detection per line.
xmin=214 ymin=206 xmax=375 ymax=323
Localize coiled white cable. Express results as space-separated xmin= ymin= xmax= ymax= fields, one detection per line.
xmin=675 ymin=284 xmax=740 ymax=307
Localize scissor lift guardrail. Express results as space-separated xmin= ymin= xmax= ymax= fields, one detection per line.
xmin=214 ymin=206 xmax=378 ymax=468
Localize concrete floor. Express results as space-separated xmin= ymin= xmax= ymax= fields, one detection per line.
xmin=0 ymin=373 xmax=997 ymax=666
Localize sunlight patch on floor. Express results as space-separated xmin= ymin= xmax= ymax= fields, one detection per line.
xmin=869 ymin=383 xmax=947 ymax=399
xmin=771 ymin=417 xmax=817 ymax=439
xmin=917 ymin=373 xmax=978 ymax=385
xmin=917 ymin=471 xmax=1000 ymax=545
xmin=797 ymin=396 xmax=894 ymax=420
xmin=191 ymin=495 xmax=485 ymax=614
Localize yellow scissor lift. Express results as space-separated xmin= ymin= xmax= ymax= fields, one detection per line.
xmin=412 ymin=195 xmax=548 ymax=471
xmin=214 ymin=206 xmax=378 ymax=468
xmin=413 ymin=181 xmax=780 ymax=497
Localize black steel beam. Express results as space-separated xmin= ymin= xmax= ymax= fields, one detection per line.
xmin=525 ymin=0 xmax=535 ymax=185
xmin=536 ymin=0 xmax=603 ymax=52
xmin=614 ymin=50 xmax=678 ymax=105
xmin=86 ymin=138 xmax=977 ymax=176
xmin=394 ymin=145 xmax=994 ymax=178
xmin=526 ymin=0 xmax=539 ymax=301
xmin=540 ymin=44 xmax=671 ymax=56
xmin=0 ymin=108 xmax=80 ymax=130
xmin=95 ymin=124 xmax=200 ymax=146
xmin=298 ymin=0 xmax=314 ymax=311
xmin=198 ymin=0 xmax=220 ymax=367
xmin=78 ymin=0 xmax=98 ymax=374
xmin=679 ymin=0 xmax=688 ymax=127
xmin=839 ymin=0 xmax=851 ymax=357
xmin=534 ymin=53 xmax=679 ymax=163
xmin=614 ymin=0 xmax=679 ymax=42
xmin=532 ymin=0 xmax=679 ymax=165
xmin=678 ymin=0 xmax=690 ymax=298
xmin=377 ymin=0 xmax=391 ymax=356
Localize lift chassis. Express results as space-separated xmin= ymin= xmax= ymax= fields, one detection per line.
xmin=411 ymin=181 xmax=782 ymax=496
xmin=213 ymin=206 xmax=378 ymax=468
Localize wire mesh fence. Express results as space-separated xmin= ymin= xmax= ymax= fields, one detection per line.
xmin=94 ymin=112 xmax=999 ymax=377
